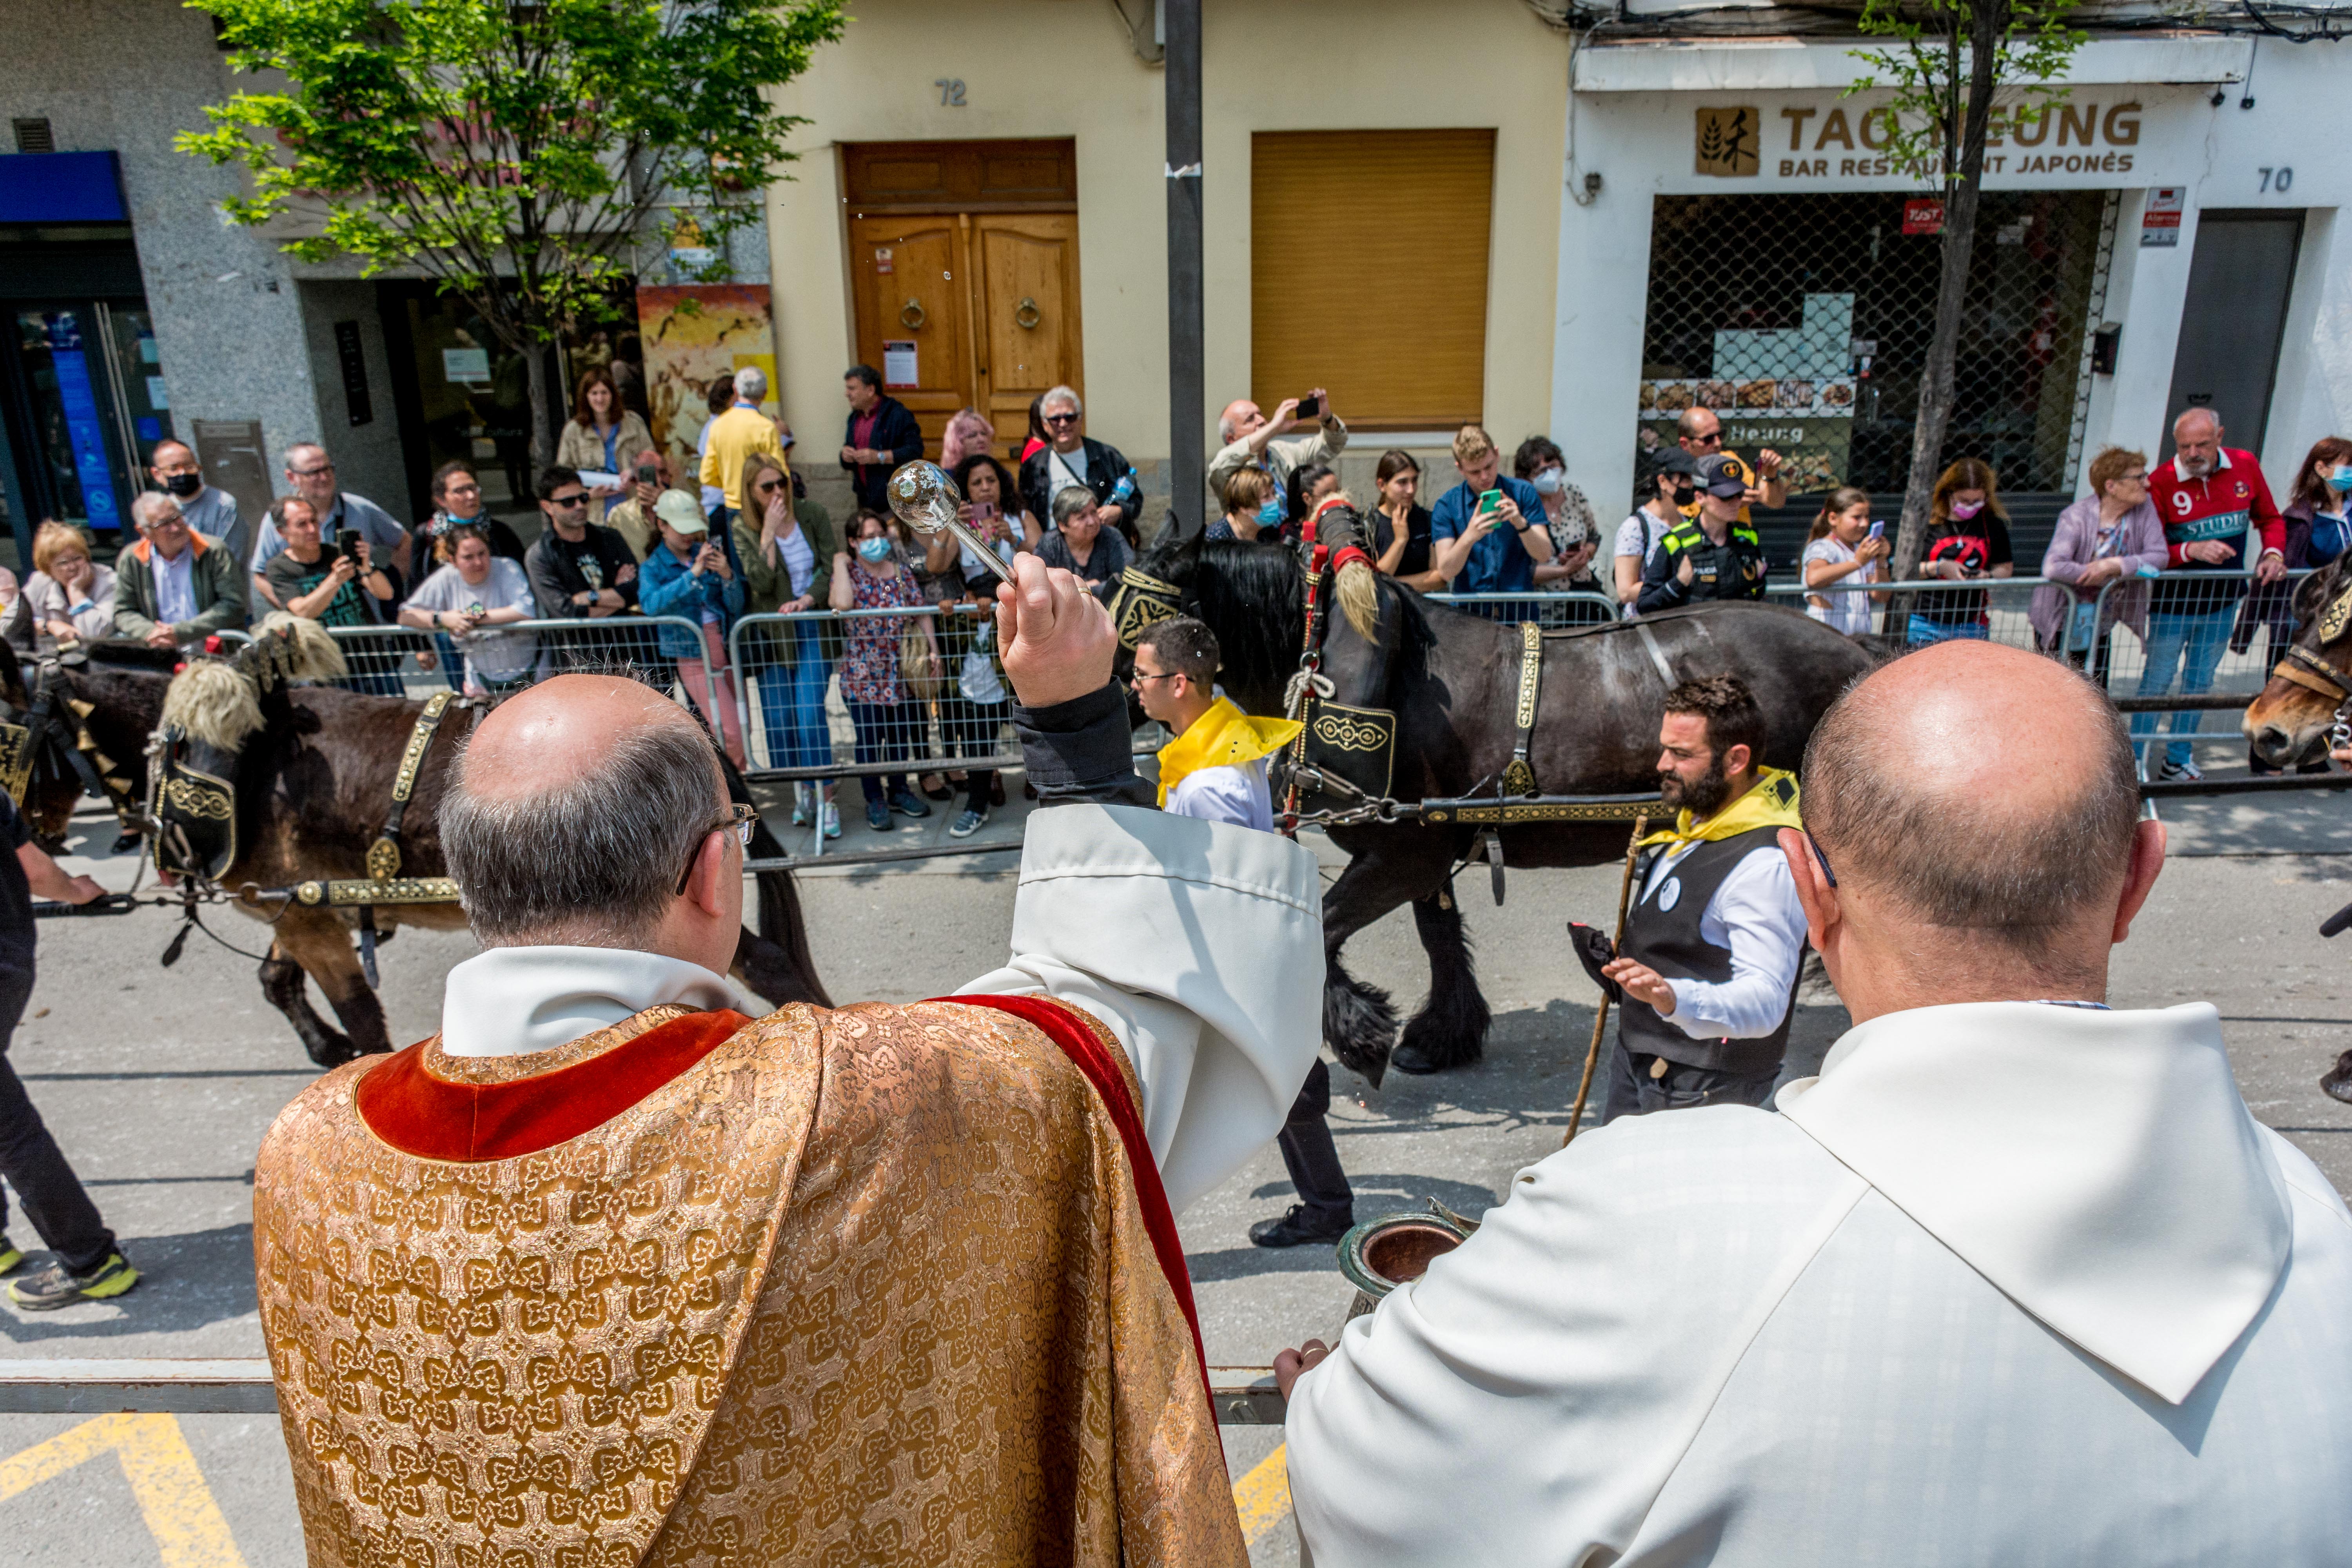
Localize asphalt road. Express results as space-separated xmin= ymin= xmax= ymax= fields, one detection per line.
xmin=0 ymin=791 xmax=2345 ymax=1567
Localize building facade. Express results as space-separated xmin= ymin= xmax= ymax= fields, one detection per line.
xmin=1552 ymin=24 xmax=2352 ymax=524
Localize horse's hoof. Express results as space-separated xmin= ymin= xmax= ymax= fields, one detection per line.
xmin=2322 ymin=1052 xmax=2352 ymax=1105
xmin=306 ymin=1035 xmax=360 ymax=1070
xmin=1388 ymin=1041 xmax=1477 ymax=1076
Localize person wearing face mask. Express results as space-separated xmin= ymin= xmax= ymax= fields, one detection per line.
xmin=1616 ymin=449 xmax=1701 ymax=618
xmin=147 ymin=439 xmax=248 ymax=570
xmin=1514 ymin=436 xmax=1606 ymax=621
xmin=2281 ymin=436 xmax=2352 ymax=572
xmin=1210 ymin=468 xmax=1286 ymax=543
xmin=1906 ymin=458 xmax=2014 ymax=646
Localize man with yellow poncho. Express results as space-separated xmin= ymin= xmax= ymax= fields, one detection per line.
xmin=1575 ymin=674 xmax=1811 ymax=1120
xmin=1132 ymin=616 xmax=1348 ymax=1247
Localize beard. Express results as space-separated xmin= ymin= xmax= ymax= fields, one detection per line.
xmin=2179 ymin=452 xmax=2214 ymax=477
xmin=1659 ymin=755 xmax=1733 ymax=817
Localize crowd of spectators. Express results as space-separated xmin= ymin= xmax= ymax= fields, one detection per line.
xmin=14 ymin=365 xmax=2342 ymax=835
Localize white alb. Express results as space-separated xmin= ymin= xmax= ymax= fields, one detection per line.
xmin=1286 ymin=1000 xmax=2352 ymax=1566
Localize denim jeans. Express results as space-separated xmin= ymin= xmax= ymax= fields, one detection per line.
xmin=845 ymin=699 xmax=917 ymax=805
xmin=755 ymin=622 xmax=833 ymax=772
xmin=2131 ymin=607 xmax=2234 ymax=769
xmin=1905 ymin=615 xmax=1989 ymax=645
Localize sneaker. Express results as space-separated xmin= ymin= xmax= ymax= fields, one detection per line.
xmin=2155 ymin=755 xmax=2205 ymax=783
xmin=949 ymin=806 xmax=988 ymax=839
xmin=10 ymin=1250 xmax=138 ymax=1310
xmin=1248 ymin=1205 xmax=1354 ymax=1249
xmin=889 ymin=788 xmax=931 ymax=820
xmin=0 ymin=1236 xmax=21 ymax=1276
xmin=865 ymin=800 xmax=893 ymax=832
xmin=819 ymin=800 xmax=841 ymax=840
xmin=791 ymin=782 xmax=812 ymax=827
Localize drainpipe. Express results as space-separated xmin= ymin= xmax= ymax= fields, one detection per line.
xmin=1164 ymin=0 xmax=1205 ymax=539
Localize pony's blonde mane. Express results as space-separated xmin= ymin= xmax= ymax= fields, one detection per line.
xmin=156 ymin=612 xmax=350 ymax=753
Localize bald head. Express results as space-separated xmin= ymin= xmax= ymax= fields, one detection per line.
xmin=1219 ymin=399 xmax=1262 ymax=445
xmin=1804 ymin=642 xmax=2140 ymax=958
xmin=444 ymin=676 xmax=731 ymax=947
xmin=2174 ymin=407 xmax=2221 ymax=441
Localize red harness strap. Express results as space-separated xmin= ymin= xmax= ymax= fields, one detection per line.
xmin=935 ymin=993 xmax=1214 ymax=1406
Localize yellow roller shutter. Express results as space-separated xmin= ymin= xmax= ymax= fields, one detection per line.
xmin=1251 ymin=129 xmax=1496 ymax=430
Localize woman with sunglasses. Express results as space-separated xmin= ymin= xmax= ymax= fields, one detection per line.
xmin=735 ymin=452 xmax=842 ymax=838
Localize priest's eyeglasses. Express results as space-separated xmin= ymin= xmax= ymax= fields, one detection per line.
xmin=676 ymin=804 xmax=759 ymax=894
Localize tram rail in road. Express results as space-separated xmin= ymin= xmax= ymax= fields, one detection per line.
xmin=0 ymin=1359 xmax=1291 ymax=1425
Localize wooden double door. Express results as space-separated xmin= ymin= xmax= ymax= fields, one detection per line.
xmin=844 ymin=139 xmax=1082 ymax=464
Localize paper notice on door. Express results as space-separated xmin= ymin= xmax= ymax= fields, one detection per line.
xmin=146 ymin=376 xmax=170 ymax=410
xmin=884 ymin=339 xmax=918 ymax=389
xmin=442 ymin=347 xmax=491 ymax=383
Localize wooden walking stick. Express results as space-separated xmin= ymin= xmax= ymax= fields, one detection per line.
xmin=1564 ymin=813 xmax=1648 ymax=1147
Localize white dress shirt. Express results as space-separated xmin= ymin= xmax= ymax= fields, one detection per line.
xmin=1636 ymin=839 xmax=1806 ymax=1040
xmin=1286 ymin=1001 xmax=2352 ymax=1566
xmin=436 ymin=803 xmax=1322 ymax=1216
xmin=1165 ymin=757 xmax=1273 ymax=833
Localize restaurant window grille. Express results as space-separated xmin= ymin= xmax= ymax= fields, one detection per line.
xmin=1634 ymin=189 xmax=2117 ymax=506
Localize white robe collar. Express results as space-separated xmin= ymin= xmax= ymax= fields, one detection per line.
xmin=439 ymin=945 xmax=740 ymax=1057
xmin=1776 ymin=1000 xmax=2290 ymax=1405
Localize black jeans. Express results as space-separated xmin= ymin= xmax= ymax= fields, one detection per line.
xmin=1600 ymin=1041 xmax=1780 ymax=1123
xmin=0 ymin=972 xmax=115 ymax=1272
xmin=944 ymin=695 xmax=1004 ymax=812
xmin=1277 ymin=1058 xmax=1354 ymax=1226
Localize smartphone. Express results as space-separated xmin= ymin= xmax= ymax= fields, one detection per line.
xmin=338 ymin=527 xmax=362 ymax=554
xmin=972 ymin=500 xmax=998 ymax=523
xmin=1296 ymin=394 xmax=1322 ymax=419
xmin=1866 ymin=520 xmax=1886 ymax=543
xmin=1477 ymin=488 xmax=1504 ymax=518
xmin=633 ymin=463 xmax=660 ymax=486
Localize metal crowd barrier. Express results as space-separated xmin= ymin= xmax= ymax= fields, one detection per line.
xmin=0 ymin=1359 xmax=1287 ymax=1425
xmin=321 ymin=616 xmax=724 ymax=738
xmin=1771 ymin=566 xmax=2319 ymax=762
xmin=1424 ymin=590 xmax=1621 ymax=626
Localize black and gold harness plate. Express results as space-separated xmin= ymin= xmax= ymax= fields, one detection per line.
xmin=1105 ymin=568 xmax=1184 ymax=650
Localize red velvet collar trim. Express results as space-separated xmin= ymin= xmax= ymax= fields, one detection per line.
xmin=938 ymin=994 xmax=1212 ymax=1403
xmin=356 ymin=1009 xmax=751 ymax=1162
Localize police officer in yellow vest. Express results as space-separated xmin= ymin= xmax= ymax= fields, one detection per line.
xmin=1637 ymin=453 xmax=1769 ymax=615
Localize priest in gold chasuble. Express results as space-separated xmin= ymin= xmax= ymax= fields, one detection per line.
xmin=253 ymin=559 xmax=1320 ymax=1566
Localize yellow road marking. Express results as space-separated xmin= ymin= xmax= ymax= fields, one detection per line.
xmin=1232 ymin=1439 xmax=1292 ymax=1545
xmin=0 ymin=1413 xmax=249 ymax=1567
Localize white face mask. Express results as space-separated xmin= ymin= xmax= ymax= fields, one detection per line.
xmin=1532 ymin=468 xmax=1565 ymax=496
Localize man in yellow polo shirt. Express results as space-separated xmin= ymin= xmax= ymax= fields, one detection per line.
xmin=698 ymin=366 xmax=786 ymax=526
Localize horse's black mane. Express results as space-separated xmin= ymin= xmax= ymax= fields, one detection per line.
xmin=1192 ymin=541 xmax=1306 ymax=698
xmin=79 ymin=640 xmax=185 ymax=674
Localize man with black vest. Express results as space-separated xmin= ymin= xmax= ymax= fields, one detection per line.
xmin=1581 ymin=676 xmax=1808 ymax=1118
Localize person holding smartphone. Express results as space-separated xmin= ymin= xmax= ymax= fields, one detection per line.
xmin=1428 ymin=425 xmax=1554 ymax=613
xmin=1209 ymin=387 xmax=1347 ymax=509
xmin=1800 ymin=487 xmax=1889 ymax=634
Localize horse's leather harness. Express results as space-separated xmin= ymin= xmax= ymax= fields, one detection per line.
xmin=367 ymin=691 xmax=455 ymax=883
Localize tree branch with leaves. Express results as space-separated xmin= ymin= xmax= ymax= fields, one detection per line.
xmin=1846 ymin=0 xmax=2084 ymax=580
xmin=180 ymin=0 xmax=845 ymax=469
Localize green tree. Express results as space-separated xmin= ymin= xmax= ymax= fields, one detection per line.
xmin=180 ymin=0 xmax=846 ymax=470
xmin=1846 ymin=0 xmax=2084 ymax=580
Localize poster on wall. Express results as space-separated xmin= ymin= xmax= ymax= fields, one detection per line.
xmin=1636 ymin=291 xmax=1858 ymax=494
xmin=636 ymin=284 xmax=779 ymax=483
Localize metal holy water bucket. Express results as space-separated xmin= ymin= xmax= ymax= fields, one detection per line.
xmin=1336 ymin=1199 xmax=1479 ymax=1325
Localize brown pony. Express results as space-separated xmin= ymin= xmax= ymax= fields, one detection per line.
xmin=2244 ymin=557 xmax=2352 ymax=768
xmin=2 ymin=630 xmax=826 ymax=1067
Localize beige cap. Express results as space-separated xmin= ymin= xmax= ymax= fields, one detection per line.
xmin=653 ymin=489 xmax=709 ymax=535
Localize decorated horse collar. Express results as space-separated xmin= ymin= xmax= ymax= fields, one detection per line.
xmin=1105 ymin=566 xmax=1184 ymax=650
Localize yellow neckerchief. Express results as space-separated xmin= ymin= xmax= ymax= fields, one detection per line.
xmin=1638 ymin=765 xmax=1802 ymax=852
xmin=1155 ymin=697 xmax=1304 ymax=807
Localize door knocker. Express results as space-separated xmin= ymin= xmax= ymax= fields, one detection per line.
xmin=1014 ymin=297 xmax=1041 ymax=330
xmin=900 ymin=298 xmax=927 ymax=330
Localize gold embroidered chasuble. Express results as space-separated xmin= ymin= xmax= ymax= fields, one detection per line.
xmin=254 ymin=998 xmax=1244 ymax=1567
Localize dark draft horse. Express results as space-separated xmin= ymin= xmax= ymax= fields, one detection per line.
xmin=2240 ymin=558 xmax=2352 ymax=1103
xmin=0 ymin=630 xmax=827 ymax=1068
xmin=1116 ymin=515 xmax=1876 ymax=1081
